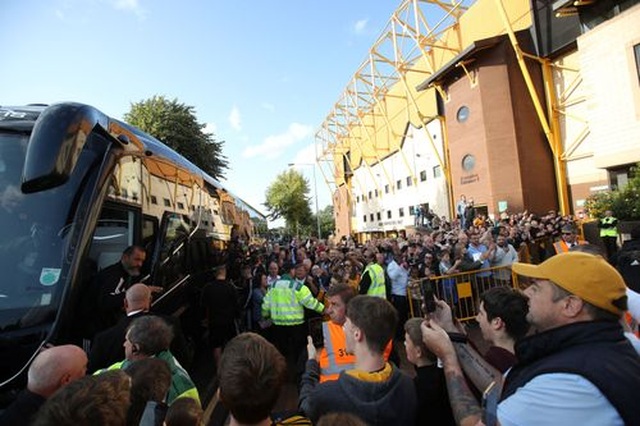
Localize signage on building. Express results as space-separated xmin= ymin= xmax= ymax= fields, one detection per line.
xmin=380 ymin=220 xmax=404 ymax=227
xmin=461 ymin=174 xmax=479 ymax=185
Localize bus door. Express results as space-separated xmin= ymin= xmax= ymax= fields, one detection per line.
xmin=75 ymin=203 xmax=143 ymax=339
xmin=150 ymin=212 xmax=192 ymax=316
xmin=88 ymin=203 xmax=142 ymax=273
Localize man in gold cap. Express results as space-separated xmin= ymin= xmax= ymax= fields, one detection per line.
xmin=420 ymin=252 xmax=640 ymax=426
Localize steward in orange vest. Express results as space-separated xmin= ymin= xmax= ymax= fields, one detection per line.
xmin=553 ymin=225 xmax=585 ymax=254
xmin=318 ymin=284 xmax=392 ymax=382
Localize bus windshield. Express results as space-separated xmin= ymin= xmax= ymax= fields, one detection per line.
xmin=0 ymin=132 xmax=97 ymax=333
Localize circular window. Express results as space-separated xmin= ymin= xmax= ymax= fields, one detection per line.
xmin=456 ymin=106 xmax=470 ymax=123
xmin=462 ymin=154 xmax=476 ymax=171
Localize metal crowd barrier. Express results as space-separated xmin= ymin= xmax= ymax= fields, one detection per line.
xmin=407 ymin=265 xmax=519 ymax=322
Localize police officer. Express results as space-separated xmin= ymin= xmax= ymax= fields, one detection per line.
xmin=262 ymin=263 xmax=325 ymax=379
xmin=599 ymin=210 xmax=619 ymax=261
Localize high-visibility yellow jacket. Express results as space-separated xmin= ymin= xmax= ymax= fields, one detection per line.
xmin=600 ymin=216 xmax=619 ymax=237
xmin=95 ymin=350 xmax=200 ymax=405
xmin=262 ymin=275 xmax=324 ymax=326
xmin=363 ymin=263 xmax=386 ymax=298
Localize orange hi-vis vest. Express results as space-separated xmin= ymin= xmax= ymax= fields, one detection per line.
xmin=553 ymin=239 xmax=586 ymax=254
xmin=318 ymin=321 xmax=393 ymax=383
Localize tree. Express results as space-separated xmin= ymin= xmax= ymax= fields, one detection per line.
xmin=317 ymin=204 xmax=335 ymax=239
xmin=264 ymin=169 xmax=313 ymax=235
xmin=585 ymin=163 xmax=640 ymax=220
xmin=124 ymin=95 xmax=228 ymax=180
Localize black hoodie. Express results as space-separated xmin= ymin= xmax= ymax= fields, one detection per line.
xmin=299 ymin=360 xmax=416 ymax=425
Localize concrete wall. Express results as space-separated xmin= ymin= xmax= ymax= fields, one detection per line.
xmin=578 ymin=3 xmax=640 ymax=170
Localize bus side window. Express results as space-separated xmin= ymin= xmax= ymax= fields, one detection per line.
xmin=89 ymin=206 xmax=136 ymax=271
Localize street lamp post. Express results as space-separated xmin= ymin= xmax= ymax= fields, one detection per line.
xmin=288 ymin=162 xmax=322 ymax=239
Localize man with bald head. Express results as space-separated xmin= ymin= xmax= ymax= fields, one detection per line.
xmin=88 ymin=283 xmax=153 ymax=372
xmin=0 ymin=345 xmax=87 ymax=424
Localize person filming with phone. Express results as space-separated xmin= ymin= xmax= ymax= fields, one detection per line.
xmin=420 ymin=252 xmax=640 ymax=426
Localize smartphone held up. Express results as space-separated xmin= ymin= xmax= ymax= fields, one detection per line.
xmin=308 ymin=317 xmax=324 ymax=349
xmin=420 ymin=279 xmax=437 ymax=315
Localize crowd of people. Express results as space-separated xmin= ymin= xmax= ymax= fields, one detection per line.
xmin=2 ymin=203 xmax=640 ymax=425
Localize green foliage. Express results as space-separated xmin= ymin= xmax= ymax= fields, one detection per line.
xmin=585 ymin=164 xmax=640 ymax=220
xmin=318 ymin=204 xmax=335 ymax=239
xmin=264 ymin=169 xmax=313 ymax=230
xmin=124 ymin=95 xmax=228 ymax=180
xmin=252 ymin=217 xmax=268 ymax=236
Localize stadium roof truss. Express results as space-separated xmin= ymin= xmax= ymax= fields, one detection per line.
xmin=316 ymin=0 xmax=473 ymax=211
xmin=318 ymin=0 xmax=580 ymax=218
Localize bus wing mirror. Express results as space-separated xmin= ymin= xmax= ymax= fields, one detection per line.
xmin=21 ymin=103 xmax=111 ymax=194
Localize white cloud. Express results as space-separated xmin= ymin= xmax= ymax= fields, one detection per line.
xmin=291 ymin=143 xmax=318 ymax=166
xmin=203 ymin=122 xmax=217 ymax=135
xmin=261 ymin=102 xmax=275 ymax=112
xmin=228 ymin=105 xmax=242 ymax=131
xmin=242 ymin=123 xmax=313 ymax=160
xmin=106 ymin=0 xmax=146 ymax=19
xmin=353 ymin=18 xmax=368 ymax=35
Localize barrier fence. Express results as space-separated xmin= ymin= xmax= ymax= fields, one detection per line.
xmin=405 ymin=235 xmax=569 ymax=321
xmin=407 ymin=265 xmax=520 ymax=322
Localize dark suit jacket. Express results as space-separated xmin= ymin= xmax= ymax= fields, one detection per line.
xmin=0 ymin=389 xmax=45 ymax=425
xmin=88 ymin=312 xmax=191 ymax=373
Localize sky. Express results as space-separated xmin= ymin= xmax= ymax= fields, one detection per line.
xmin=1 ymin=0 xmax=400 ymax=227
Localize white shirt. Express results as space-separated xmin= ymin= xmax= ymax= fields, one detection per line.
xmin=386 ymin=260 xmax=409 ymax=297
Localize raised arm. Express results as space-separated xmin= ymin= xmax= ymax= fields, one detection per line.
xmin=421 ymin=320 xmax=484 ymax=426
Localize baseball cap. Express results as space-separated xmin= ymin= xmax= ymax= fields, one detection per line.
xmin=512 ymin=252 xmax=627 ymax=315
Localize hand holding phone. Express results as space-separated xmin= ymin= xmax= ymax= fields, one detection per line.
xmin=308 ymin=317 xmax=324 ymax=349
xmin=420 ymin=280 xmax=437 ymax=315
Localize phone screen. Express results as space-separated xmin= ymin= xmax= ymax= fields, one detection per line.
xmin=308 ymin=317 xmax=324 ymax=348
xmin=482 ymin=381 xmax=499 ymax=426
